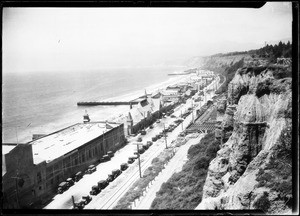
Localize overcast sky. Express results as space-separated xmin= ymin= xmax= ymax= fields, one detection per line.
xmin=3 ymin=2 xmax=292 ymax=74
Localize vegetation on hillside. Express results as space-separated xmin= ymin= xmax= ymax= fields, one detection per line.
xmin=150 ymin=133 xmax=220 ymax=209
xmin=215 ymin=58 xmax=245 ymax=94
xmin=255 ymin=125 xmax=292 ymax=210
xmin=211 ymin=41 xmax=292 ymax=62
xmin=249 ymin=41 xmax=292 ymax=62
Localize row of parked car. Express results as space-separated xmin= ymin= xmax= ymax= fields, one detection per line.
xmin=57 ymin=150 xmax=117 ymax=195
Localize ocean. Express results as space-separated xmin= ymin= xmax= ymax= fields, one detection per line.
xmin=2 ymin=66 xmax=188 ymax=143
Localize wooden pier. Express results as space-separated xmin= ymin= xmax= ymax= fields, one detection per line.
xmin=77 ymin=101 xmax=140 ymax=106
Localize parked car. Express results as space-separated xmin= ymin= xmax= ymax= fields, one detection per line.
xmin=170 ymin=115 xmax=176 ymax=118
xmin=134 ymin=147 xmax=145 ymax=154
xmin=107 ymin=169 xmax=122 ymax=182
xmin=107 ymin=151 xmax=114 ymax=158
xmin=137 ymin=137 xmax=143 ymax=142
xmin=98 ymin=180 xmax=109 ymax=190
xmin=140 ymin=130 xmax=146 ymax=135
xmin=152 ymin=137 xmax=157 ymax=142
xmin=120 ymin=163 xmax=128 ymax=171
xmin=142 ymin=143 xmax=149 ymax=150
xmin=100 ymin=154 xmax=110 ymax=162
xmin=149 ymin=125 xmax=154 ymax=129
xmin=74 ymin=171 xmax=83 ymax=182
xmin=89 ymin=185 xmax=100 ymax=195
xmin=128 ymin=156 xmax=136 ymax=164
xmin=179 ymin=132 xmax=185 ymax=137
xmin=66 ymin=178 xmax=75 ymax=187
xmin=78 ymin=195 xmax=92 ymax=206
xmin=57 ymin=182 xmax=69 ymax=194
xmin=156 ymin=120 xmax=160 ymax=123
xmin=85 ymin=165 xmax=96 ymax=174
xmin=147 ymin=141 xmax=153 ymax=147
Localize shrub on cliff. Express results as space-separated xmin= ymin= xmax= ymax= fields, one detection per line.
xmin=255 ymin=126 xmax=292 ymax=207
xmin=253 ymin=191 xmax=271 ymax=213
xmin=151 ymin=133 xmax=220 ymax=209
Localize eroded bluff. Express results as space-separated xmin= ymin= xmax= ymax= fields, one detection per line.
xmin=196 ymin=65 xmax=292 ymax=214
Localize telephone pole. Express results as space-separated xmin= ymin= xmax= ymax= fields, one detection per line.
xmin=163 ymin=124 xmax=168 ymax=149
xmin=134 ymin=142 xmax=143 ymax=178
xmin=11 ymin=169 xmax=20 ymax=208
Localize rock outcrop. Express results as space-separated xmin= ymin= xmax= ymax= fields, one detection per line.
xmin=196 ymin=64 xmax=292 ymax=214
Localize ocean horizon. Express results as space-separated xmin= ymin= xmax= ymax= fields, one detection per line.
xmin=2 ymin=66 xmax=188 ymax=144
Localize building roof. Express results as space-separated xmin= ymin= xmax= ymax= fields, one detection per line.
xmin=29 ymin=122 xmax=121 ymax=165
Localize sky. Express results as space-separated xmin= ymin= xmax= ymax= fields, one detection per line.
xmin=2 ymin=2 xmax=293 ymax=74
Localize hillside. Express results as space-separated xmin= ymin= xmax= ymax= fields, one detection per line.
xmin=196 ymin=63 xmax=293 ymax=214
xmin=150 ymin=42 xmax=293 ymax=213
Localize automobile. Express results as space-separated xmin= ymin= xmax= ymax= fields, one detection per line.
xmin=137 ymin=137 xmax=143 ymax=142
xmin=98 ymin=180 xmax=109 ymax=190
xmin=74 ymin=171 xmax=83 ymax=182
xmin=100 ymin=154 xmax=110 ymax=162
xmin=170 ymin=115 xmax=176 ymax=118
xmin=57 ymin=182 xmax=69 ymax=194
xmin=73 ymin=202 xmax=84 ymax=210
xmin=132 ymin=154 xmax=139 ymax=159
xmin=156 ymin=120 xmax=160 ymax=123
xmin=142 ymin=143 xmax=149 ymax=150
xmin=120 ymin=163 xmax=128 ymax=171
xmin=134 ymin=147 xmax=145 ymax=155
xmin=85 ymin=165 xmax=96 ymax=174
xmin=149 ymin=125 xmax=154 ymax=129
xmin=140 ymin=130 xmax=146 ymax=135
xmin=78 ymin=195 xmax=92 ymax=206
xmin=179 ymin=132 xmax=185 ymax=137
xmin=151 ymin=137 xmax=157 ymax=142
xmin=107 ymin=169 xmax=122 ymax=182
xmin=128 ymin=156 xmax=136 ymax=164
xmin=107 ymin=151 xmax=114 ymax=158
xmin=147 ymin=141 xmax=153 ymax=147
xmin=66 ymin=178 xmax=75 ymax=187
xmin=89 ymin=185 xmax=100 ymax=195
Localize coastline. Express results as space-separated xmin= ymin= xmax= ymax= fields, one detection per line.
xmin=2 ymin=74 xmax=191 ymax=144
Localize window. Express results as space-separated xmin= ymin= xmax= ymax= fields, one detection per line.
xmin=89 ymin=149 xmax=92 ymax=158
xmin=39 ymin=186 xmax=42 ymax=190
xmin=75 ymin=158 xmax=78 ymax=165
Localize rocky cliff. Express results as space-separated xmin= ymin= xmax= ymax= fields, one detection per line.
xmin=196 ymin=63 xmax=293 ymax=214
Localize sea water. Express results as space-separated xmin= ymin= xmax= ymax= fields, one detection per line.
xmin=2 ymin=66 xmax=188 ymax=143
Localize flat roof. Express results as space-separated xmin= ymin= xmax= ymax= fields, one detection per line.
xmin=30 ymin=122 xmax=121 ymax=165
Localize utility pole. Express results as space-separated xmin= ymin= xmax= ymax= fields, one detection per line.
xmin=11 ymin=169 xmax=20 ymax=208
xmin=192 ymin=100 xmax=194 ymax=123
xmin=134 ymin=143 xmax=143 ymax=178
xmin=163 ymin=124 xmax=168 ymax=149
xmin=103 ymin=131 xmax=106 ymax=155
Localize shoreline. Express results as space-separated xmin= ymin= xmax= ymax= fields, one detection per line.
xmin=2 ymin=74 xmax=191 ymax=144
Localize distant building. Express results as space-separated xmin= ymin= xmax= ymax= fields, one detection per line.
xmin=2 ymin=120 xmax=125 ymax=209
xmin=126 ymin=95 xmax=161 ymax=135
